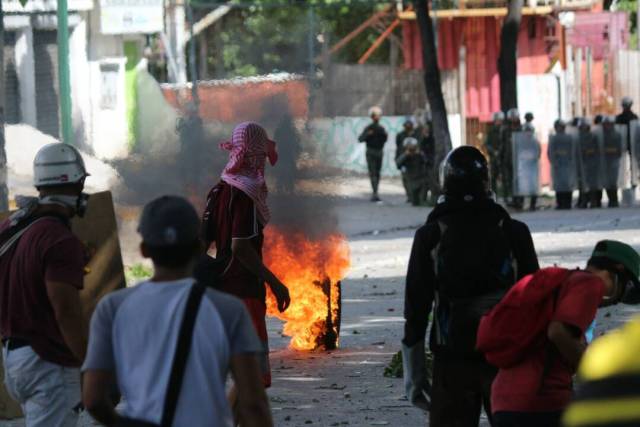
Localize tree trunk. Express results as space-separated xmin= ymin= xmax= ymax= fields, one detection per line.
xmin=0 ymin=0 xmax=9 ymax=211
xmin=412 ymin=0 xmax=451 ymax=177
xmin=498 ymin=0 xmax=523 ymax=112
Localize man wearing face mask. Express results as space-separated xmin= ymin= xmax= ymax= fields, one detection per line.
xmin=0 ymin=143 xmax=90 ymax=426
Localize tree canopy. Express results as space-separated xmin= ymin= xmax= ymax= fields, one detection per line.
xmin=195 ymin=0 xmax=398 ymax=78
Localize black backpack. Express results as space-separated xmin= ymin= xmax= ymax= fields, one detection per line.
xmin=432 ymin=215 xmax=517 ymax=354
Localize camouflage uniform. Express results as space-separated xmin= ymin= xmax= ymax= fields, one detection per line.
xmin=485 ymin=123 xmax=503 ymax=194
xmin=396 ymin=145 xmax=427 ymax=206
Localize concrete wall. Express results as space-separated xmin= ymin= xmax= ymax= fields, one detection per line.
xmin=309 ymin=115 xmax=462 ymax=177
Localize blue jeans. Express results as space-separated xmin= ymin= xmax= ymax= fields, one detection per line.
xmin=2 ymin=346 xmax=81 ymax=427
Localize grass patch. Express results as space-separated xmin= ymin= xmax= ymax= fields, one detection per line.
xmin=125 ymin=263 xmax=152 ymax=285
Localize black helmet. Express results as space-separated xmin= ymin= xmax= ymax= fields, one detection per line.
xmin=440 ymin=146 xmax=490 ymax=198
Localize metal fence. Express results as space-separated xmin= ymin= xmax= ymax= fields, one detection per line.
xmin=317 ymin=63 xmax=461 ymax=117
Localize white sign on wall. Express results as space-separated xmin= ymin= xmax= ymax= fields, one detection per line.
xmin=100 ymin=0 xmax=163 ymax=34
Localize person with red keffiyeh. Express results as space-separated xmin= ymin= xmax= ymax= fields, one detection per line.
xmin=201 ymin=122 xmax=290 ymax=420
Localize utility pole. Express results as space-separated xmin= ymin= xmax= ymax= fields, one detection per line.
xmin=57 ymin=0 xmax=74 ymax=145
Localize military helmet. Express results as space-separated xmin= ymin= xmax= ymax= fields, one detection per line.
xmin=622 ymin=96 xmax=634 ymax=108
xmin=578 ymin=117 xmax=591 ymax=129
xmin=506 ymin=108 xmax=520 ymax=120
xmin=524 ymin=112 xmax=534 ymax=122
xmin=492 ymin=111 xmax=505 ymax=122
xmin=554 ymin=119 xmax=566 ymax=128
xmin=440 ymin=146 xmax=490 ymax=198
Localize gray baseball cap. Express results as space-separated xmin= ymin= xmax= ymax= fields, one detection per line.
xmin=138 ymin=196 xmax=200 ymax=247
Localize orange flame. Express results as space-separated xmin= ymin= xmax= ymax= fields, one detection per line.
xmin=263 ymin=227 xmax=351 ymax=350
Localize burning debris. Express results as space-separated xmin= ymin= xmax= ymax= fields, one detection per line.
xmin=263 ymin=227 xmax=350 ymax=351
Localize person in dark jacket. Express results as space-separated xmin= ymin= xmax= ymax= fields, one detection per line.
xmin=358 ymin=106 xmax=388 ymax=202
xmin=396 ymin=120 xmax=417 ymax=202
xmin=402 ymin=146 xmax=539 ymax=427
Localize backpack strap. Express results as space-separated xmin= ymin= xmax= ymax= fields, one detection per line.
xmin=537 ymin=270 xmax=576 ymax=395
xmin=0 ymin=216 xmax=58 ymax=258
xmin=160 ymin=283 xmax=206 ymax=427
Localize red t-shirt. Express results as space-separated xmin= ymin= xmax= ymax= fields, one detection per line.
xmin=491 ymin=271 xmax=605 ymax=413
xmin=0 ymin=217 xmax=86 ymax=367
xmin=203 ymin=181 xmax=265 ymax=301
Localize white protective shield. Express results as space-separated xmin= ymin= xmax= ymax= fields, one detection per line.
xmin=512 ymin=131 xmax=541 ymax=196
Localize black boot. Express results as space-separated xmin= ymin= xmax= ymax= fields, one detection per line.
xmin=607 ymin=188 xmax=619 ymax=208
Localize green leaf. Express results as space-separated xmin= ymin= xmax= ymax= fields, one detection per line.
xmin=19 ymin=0 xmax=29 ymax=7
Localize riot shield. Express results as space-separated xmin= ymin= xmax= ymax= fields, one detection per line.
xmin=576 ymin=129 xmax=603 ymax=191
xmin=512 ymin=131 xmax=540 ymax=196
xmin=604 ymin=125 xmax=627 ymax=189
xmin=548 ymin=132 xmax=578 ymax=193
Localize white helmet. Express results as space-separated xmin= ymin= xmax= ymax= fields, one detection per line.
xmin=493 ymin=111 xmax=505 ymax=122
xmin=507 ymin=108 xmax=520 ymax=120
xmin=369 ymin=106 xmax=383 ymax=118
xmin=622 ymin=97 xmax=633 ymax=108
xmin=404 ymin=137 xmax=419 ymax=147
xmin=33 ymin=143 xmax=89 ymax=187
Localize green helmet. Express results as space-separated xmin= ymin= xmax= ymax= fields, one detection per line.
xmin=591 ymin=240 xmax=640 ymax=284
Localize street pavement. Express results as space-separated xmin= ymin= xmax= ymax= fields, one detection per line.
xmin=2 ymin=176 xmax=640 ymax=426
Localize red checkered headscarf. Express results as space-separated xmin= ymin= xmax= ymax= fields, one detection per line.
xmin=220 ymin=122 xmax=278 ymax=225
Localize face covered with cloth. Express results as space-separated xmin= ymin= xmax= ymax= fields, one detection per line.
xmin=220 ymin=122 xmax=279 ymax=225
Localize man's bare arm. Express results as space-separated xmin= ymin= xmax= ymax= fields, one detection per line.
xmin=231 ymin=239 xmax=290 ymax=312
xmin=82 ymin=370 xmax=118 ymax=426
xmin=46 ymin=280 xmax=88 ymax=361
xmin=230 ymin=354 xmax=273 ymax=427
xmin=548 ymin=320 xmax=587 ymax=369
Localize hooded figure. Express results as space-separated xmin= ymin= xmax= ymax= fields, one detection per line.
xmin=202 ymin=122 xmax=290 ymax=391
xmin=220 ymin=122 xmax=278 ymax=225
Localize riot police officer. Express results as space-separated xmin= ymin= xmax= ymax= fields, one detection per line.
xmin=602 ymin=116 xmax=623 ymax=208
xmin=548 ymin=119 xmax=576 ymax=209
xmin=577 ymin=118 xmax=603 ymax=208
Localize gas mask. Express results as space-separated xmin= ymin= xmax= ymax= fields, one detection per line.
xmin=39 ymin=193 xmax=90 ymax=218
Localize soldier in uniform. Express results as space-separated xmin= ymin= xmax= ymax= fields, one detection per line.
xmin=485 ymin=112 xmax=505 ymax=195
xmin=502 ymin=109 xmax=522 ymax=207
xmin=416 ymin=118 xmax=437 ymax=205
xmin=358 ymin=106 xmax=388 ymax=202
xmin=396 ymin=120 xmax=417 ymax=202
xmin=576 ymin=118 xmax=603 ymax=208
xmin=396 ymin=137 xmax=427 ymax=206
xmin=548 ymin=119 xmax=576 ymax=209
xmin=602 ymin=116 xmax=624 ymax=208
